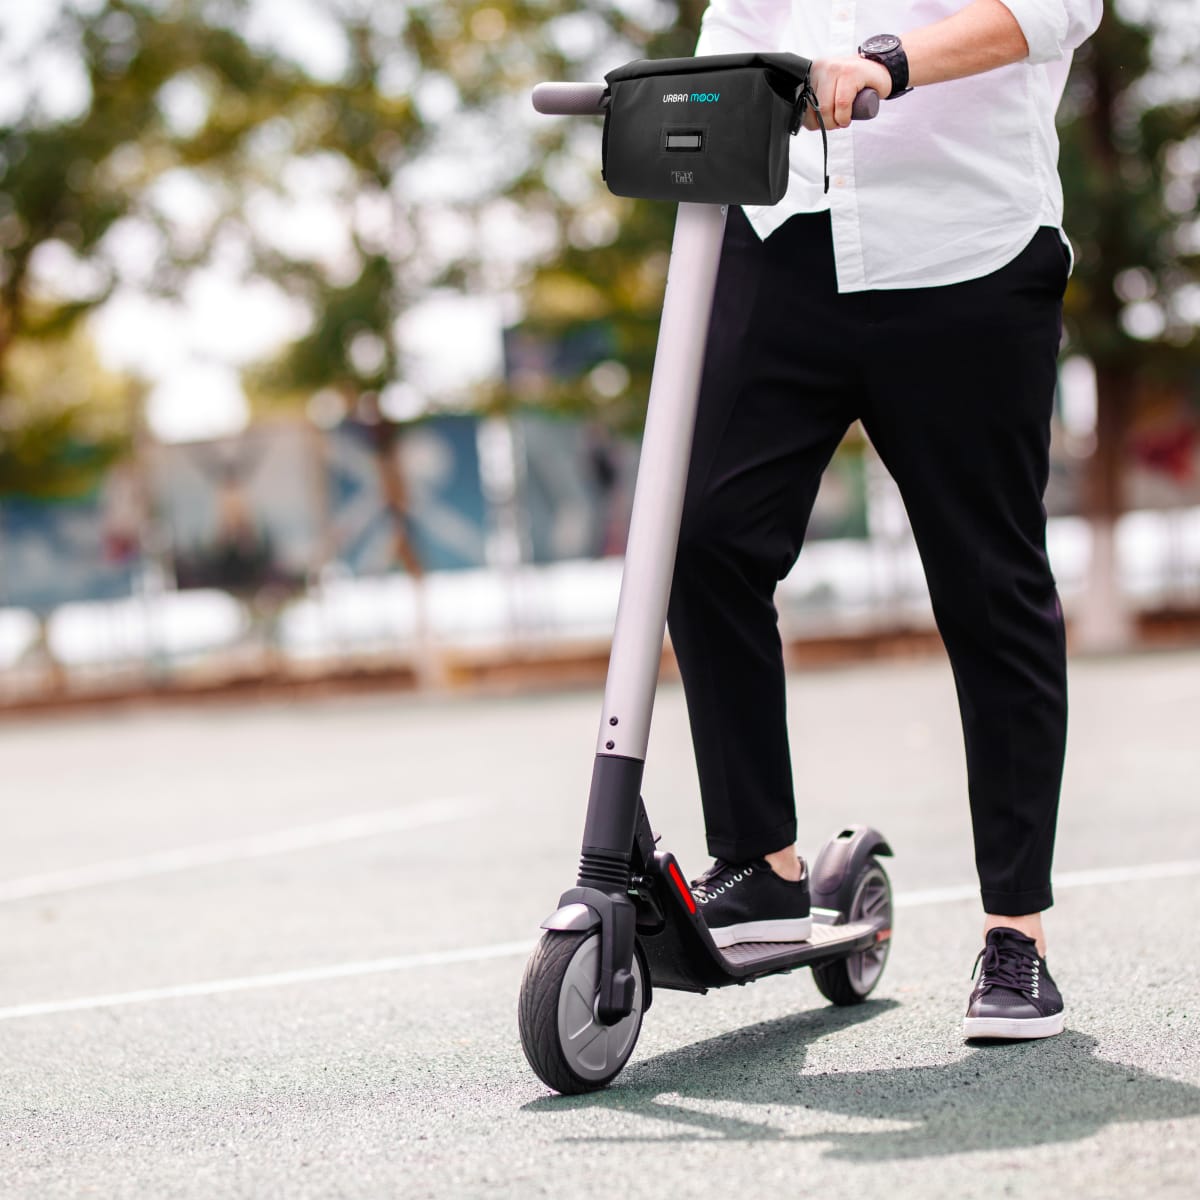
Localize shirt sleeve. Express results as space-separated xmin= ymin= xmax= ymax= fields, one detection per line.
xmin=694 ymin=0 xmax=792 ymax=56
xmin=997 ymin=0 xmax=1103 ymax=65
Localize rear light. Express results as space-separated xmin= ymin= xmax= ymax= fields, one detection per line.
xmin=667 ymin=860 xmax=696 ymax=914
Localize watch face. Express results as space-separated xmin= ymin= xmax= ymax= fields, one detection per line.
xmin=861 ymin=34 xmax=901 ymax=55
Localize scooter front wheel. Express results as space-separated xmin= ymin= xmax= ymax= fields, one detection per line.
xmin=518 ymin=930 xmax=645 ymax=1094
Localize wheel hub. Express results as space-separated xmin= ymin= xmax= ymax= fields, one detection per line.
xmin=557 ymin=935 xmax=644 ymax=1081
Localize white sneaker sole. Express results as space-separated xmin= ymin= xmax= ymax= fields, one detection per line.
xmin=963 ymin=1011 xmax=1066 ymax=1040
xmin=710 ymin=915 xmax=813 ymax=950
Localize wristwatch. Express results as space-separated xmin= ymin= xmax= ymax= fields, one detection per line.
xmin=858 ymin=34 xmax=913 ymax=99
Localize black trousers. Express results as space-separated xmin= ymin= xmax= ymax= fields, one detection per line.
xmin=666 ymin=208 xmax=1069 ymax=915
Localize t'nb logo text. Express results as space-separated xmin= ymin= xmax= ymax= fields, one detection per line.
xmin=671 ymin=170 xmax=694 ymax=184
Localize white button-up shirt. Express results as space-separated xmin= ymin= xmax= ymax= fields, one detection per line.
xmin=695 ymin=0 xmax=1102 ymax=291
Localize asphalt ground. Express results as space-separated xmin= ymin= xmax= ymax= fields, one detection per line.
xmin=1 ymin=649 xmax=1198 ymax=1198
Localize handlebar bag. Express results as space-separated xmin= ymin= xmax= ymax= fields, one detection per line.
xmin=601 ymin=53 xmax=815 ymax=205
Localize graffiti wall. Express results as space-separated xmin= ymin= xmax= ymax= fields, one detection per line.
xmin=0 ymin=465 xmax=142 ymax=613
xmin=515 ymin=416 xmax=638 ymax=563
xmin=324 ymin=415 xmax=488 ymax=575
xmin=151 ymin=424 xmax=323 ymax=595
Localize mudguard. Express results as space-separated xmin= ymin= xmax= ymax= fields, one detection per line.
xmin=540 ymin=902 xmax=600 ymax=932
xmin=809 ymin=825 xmax=893 ymax=920
xmin=538 ymin=901 xmax=653 ymax=1012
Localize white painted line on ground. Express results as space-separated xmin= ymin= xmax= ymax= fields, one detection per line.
xmin=0 ymin=941 xmax=536 ymax=1023
xmin=0 ymin=856 xmax=1196 ymax=1024
xmin=895 ymin=857 xmax=1200 ymax=908
xmin=0 ymin=799 xmax=482 ymax=903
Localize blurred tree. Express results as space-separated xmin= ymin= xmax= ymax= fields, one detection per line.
xmin=247 ymin=0 xmax=691 ymax=425
xmin=0 ymin=0 xmax=320 ymax=493
xmin=1058 ymin=3 xmax=1200 ymax=644
xmin=0 ymin=325 xmax=142 ymax=499
xmin=498 ymin=2 xmax=706 ymax=433
xmin=0 ymin=0 xmax=701 ymax=452
xmin=239 ymin=4 xmax=421 ymax=416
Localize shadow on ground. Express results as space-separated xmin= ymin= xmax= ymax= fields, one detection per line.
xmin=525 ymin=1002 xmax=1200 ymax=1159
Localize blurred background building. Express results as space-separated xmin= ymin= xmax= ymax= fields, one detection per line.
xmin=1 ymin=0 xmax=1198 ymax=709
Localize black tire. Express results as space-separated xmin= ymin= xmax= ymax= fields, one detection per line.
xmin=517 ymin=930 xmax=644 ymax=1095
xmin=812 ymin=858 xmax=893 ymax=1006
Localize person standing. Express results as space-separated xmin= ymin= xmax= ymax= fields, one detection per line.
xmin=671 ymin=0 xmax=1102 ymax=1039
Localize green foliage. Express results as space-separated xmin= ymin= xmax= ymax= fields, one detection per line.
xmin=0 ymin=0 xmax=316 ymax=492
xmin=0 ymin=1 xmax=710 ymax=450
xmin=249 ymin=2 xmax=712 ymax=420
xmin=493 ymin=2 xmax=705 ymax=432
xmin=1056 ymin=3 xmax=1200 ymax=519
xmin=1058 ymin=7 xmax=1200 ymax=378
xmin=1 ymin=1 xmax=312 ymax=353
xmin=0 ymin=327 xmax=140 ymax=499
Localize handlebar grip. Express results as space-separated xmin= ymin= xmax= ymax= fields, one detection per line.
xmin=852 ymin=89 xmax=880 ymax=120
xmin=532 ymin=83 xmax=607 ymax=116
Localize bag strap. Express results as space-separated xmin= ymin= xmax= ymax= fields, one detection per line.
xmin=793 ymin=81 xmax=831 ymax=195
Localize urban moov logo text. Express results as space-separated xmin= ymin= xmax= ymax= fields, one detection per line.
xmin=662 ymin=92 xmax=721 ymax=103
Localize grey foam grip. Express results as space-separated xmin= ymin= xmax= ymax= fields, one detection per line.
xmin=532 ymin=82 xmax=607 ymax=116
xmin=852 ymin=89 xmax=880 ymax=120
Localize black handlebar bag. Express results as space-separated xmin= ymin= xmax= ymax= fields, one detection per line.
xmin=601 ymin=53 xmax=815 ymax=205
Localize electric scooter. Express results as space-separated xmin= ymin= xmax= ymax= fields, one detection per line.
xmin=518 ymin=63 xmax=893 ymax=1096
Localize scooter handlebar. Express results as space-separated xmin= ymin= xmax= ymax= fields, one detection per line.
xmin=531 ymin=82 xmax=879 ymax=121
xmin=532 ymin=82 xmax=608 ymax=116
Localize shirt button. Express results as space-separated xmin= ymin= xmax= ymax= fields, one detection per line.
xmin=834 ymin=176 xmax=847 ymax=187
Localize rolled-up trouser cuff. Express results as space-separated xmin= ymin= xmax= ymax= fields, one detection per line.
xmin=981 ymin=885 xmax=1054 ymax=916
xmin=707 ymin=816 xmax=798 ymax=865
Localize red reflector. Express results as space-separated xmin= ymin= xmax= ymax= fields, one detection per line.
xmin=667 ymin=861 xmax=697 ymax=914
xmin=875 ymin=928 xmax=893 ymax=944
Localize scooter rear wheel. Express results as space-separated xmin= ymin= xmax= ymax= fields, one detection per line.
xmin=812 ymin=858 xmax=893 ymax=1006
xmin=518 ymin=930 xmax=645 ymax=1095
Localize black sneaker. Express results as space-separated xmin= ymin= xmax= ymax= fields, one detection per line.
xmin=963 ymin=927 xmax=1065 ymax=1040
xmin=691 ymin=858 xmax=812 ymax=950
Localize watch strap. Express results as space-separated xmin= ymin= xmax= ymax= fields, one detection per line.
xmin=859 ymin=37 xmax=912 ymax=99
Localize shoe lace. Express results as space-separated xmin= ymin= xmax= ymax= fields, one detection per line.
xmin=689 ymin=859 xmax=754 ymax=904
xmin=971 ymin=932 xmax=1041 ymax=997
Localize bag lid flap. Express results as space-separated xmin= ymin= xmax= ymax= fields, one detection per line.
xmin=605 ymin=52 xmax=813 ymax=87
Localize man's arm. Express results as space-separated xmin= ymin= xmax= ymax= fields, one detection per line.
xmin=806 ymin=0 xmax=1102 ymax=130
xmin=904 ymin=0 xmax=1032 ymax=88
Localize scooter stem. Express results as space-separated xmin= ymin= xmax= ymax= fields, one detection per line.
xmin=595 ymin=201 xmax=728 ymax=761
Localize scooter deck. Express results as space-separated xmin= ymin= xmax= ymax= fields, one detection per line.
xmin=719 ymin=918 xmax=879 ymax=970
xmin=637 ymin=851 xmax=885 ymax=993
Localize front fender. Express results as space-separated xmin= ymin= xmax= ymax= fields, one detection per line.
xmin=537 ymin=901 xmax=653 ymax=1011
xmin=810 ymin=825 xmax=893 ymax=918
xmin=540 ymin=902 xmax=601 ymax=932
